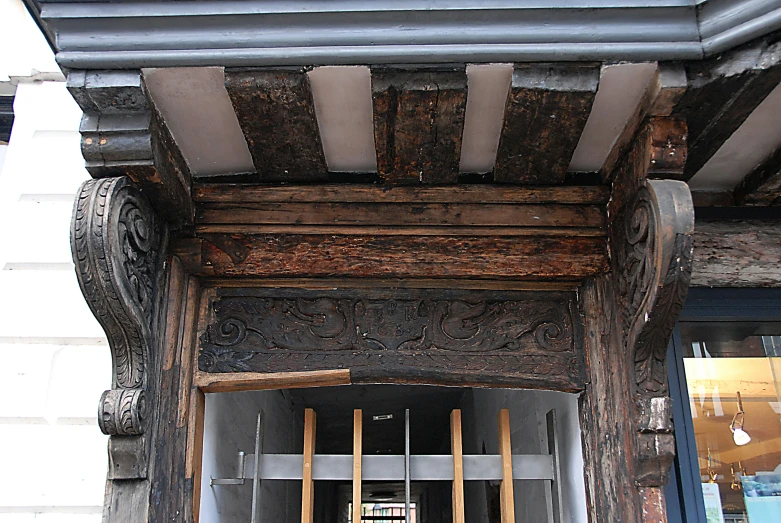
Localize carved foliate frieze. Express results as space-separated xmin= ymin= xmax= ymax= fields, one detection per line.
xmin=199 ymin=291 xmax=585 ymax=390
xmin=611 ymin=179 xmax=694 ymax=486
xmin=71 ymin=177 xmax=165 ymax=437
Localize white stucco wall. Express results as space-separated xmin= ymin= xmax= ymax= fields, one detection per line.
xmin=0 ymin=2 xmax=109 ymax=521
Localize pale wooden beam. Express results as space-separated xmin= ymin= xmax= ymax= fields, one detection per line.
xmin=194 ymin=369 xmax=351 ymax=393
xmin=353 ymin=410 xmax=363 ymax=523
xmin=498 ymin=408 xmax=515 ymax=523
xmin=302 ymin=408 xmax=317 ymax=523
xmin=450 ymin=410 xmax=465 ymax=523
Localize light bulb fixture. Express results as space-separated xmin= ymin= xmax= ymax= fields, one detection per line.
xmin=730 ymin=391 xmax=751 ymax=446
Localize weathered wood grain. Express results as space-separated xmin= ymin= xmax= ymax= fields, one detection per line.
xmin=197 ymin=202 xmax=605 ymax=228
xmin=198 ymin=233 xmax=608 ymax=280
xmin=692 ymin=220 xmax=781 ymax=287
xmin=578 ymin=278 xmax=639 ymax=523
xmin=735 ymin=143 xmax=781 ymax=206
xmin=372 ymin=68 xmax=467 ymax=184
xmin=225 ymin=69 xmax=328 ymax=182
xmin=672 ymin=37 xmax=781 ymax=180
xmin=495 ymin=63 xmax=600 ymax=184
xmin=193 ymin=184 xmax=611 ymax=205
xmin=194 ymin=369 xmax=352 ymax=393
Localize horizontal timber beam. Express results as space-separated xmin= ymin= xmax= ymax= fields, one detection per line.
xmin=175 ymin=234 xmax=608 ymax=280
xmin=192 ymin=184 xmax=611 ymax=205
xmin=692 ymin=219 xmax=781 ymax=287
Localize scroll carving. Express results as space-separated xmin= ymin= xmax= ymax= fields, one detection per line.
xmin=71 ymin=177 xmax=165 ymax=437
xmin=199 ymin=292 xmax=584 ymax=390
xmin=612 ymin=179 xmax=694 ymax=486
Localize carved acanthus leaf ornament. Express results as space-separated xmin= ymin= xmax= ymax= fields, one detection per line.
xmin=71 ymin=177 xmax=165 ymax=436
xmin=613 ymin=179 xmax=694 ymax=486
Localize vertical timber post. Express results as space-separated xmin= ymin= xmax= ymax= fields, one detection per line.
xmin=451 ymin=409 xmax=465 ymax=523
xmin=302 ymin=408 xmax=317 ymax=523
xmin=353 ymin=409 xmax=363 ymax=523
xmin=580 ymin=116 xmax=694 ymax=523
xmin=498 ymin=409 xmax=516 ymax=523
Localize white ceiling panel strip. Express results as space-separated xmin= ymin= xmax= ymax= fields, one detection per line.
xmin=459 ymin=63 xmax=512 ymax=173
xmin=143 ymin=67 xmax=254 ymax=177
xmin=568 ymin=62 xmax=657 ymax=173
xmin=689 ymin=80 xmax=781 ymax=191
xmin=308 ymin=66 xmax=376 ymax=173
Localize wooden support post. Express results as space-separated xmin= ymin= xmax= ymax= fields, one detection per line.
xmin=450 ymin=410 xmax=465 ymax=523
xmin=353 ymin=409 xmax=363 ymax=523
xmin=498 ymin=408 xmax=515 ymax=523
xmin=302 ymin=408 xmax=317 ymax=523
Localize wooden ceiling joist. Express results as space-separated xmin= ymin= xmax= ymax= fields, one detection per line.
xmin=371 ymin=68 xmax=467 ymax=185
xmin=224 ymin=69 xmax=328 ymax=182
xmin=494 ymin=63 xmax=599 ymax=184
xmin=672 ymin=37 xmax=781 ymax=180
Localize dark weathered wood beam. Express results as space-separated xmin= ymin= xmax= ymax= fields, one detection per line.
xmin=189 ymin=234 xmax=607 ymax=280
xmin=672 ymin=37 xmax=781 ymax=180
xmin=193 ymin=184 xmax=610 ymax=205
xmin=692 ymin=220 xmax=781 ymax=287
xmin=225 ymin=68 xmax=328 ymax=182
xmin=494 ymin=63 xmax=600 ymax=184
xmin=734 ymin=142 xmax=781 ymax=206
xmin=371 ymin=68 xmax=467 ymax=184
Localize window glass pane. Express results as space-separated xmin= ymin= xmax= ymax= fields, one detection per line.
xmin=681 ymin=323 xmax=781 ymax=523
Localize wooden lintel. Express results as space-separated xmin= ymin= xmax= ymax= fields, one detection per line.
xmin=196 ymin=202 xmax=606 ymax=228
xmin=196 ymin=233 xmax=608 ymax=280
xmin=225 ymin=69 xmax=328 ymax=182
xmin=193 ymin=184 xmax=611 ymax=205
xmin=371 ymin=68 xmax=467 ymax=184
xmin=672 ymin=37 xmax=781 ymax=180
xmin=194 ymin=369 xmax=352 ymax=393
xmin=495 ymin=63 xmax=600 ymax=184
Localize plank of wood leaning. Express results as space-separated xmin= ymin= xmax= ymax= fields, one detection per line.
xmin=372 ymin=68 xmax=467 ymax=184
xmin=302 ymin=408 xmax=317 ymax=523
xmin=192 ymin=184 xmax=611 ymax=205
xmin=451 ymin=410 xmax=465 ymax=523
xmin=494 ymin=63 xmax=600 ymax=184
xmin=196 ymin=202 xmax=606 ymax=228
xmin=353 ymin=410 xmax=363 ymax=523
xmin=497 ymin=409 xmax=516 ymax=523
xmin=198 ymin=233 xmax=609 ymax=280
xmin=195 ymin=369 xmax=352 ymax=393
xmin=224 ymin=69 xmax=328 ymax=182
xmin=672 ymin=37 xmax=781 ymax=180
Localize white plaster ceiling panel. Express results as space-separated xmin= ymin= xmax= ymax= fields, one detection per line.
xmin=143 ymin=67 xmax=255 ymax=177
xmin=569 ymin=62 xmax=658 ymax=173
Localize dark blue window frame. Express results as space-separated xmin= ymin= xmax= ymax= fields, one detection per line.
xmin=665 ymin=288 xmax=781 ymax=523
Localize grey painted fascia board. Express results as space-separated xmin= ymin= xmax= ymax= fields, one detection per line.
xmin=20 ymin=0 xmax=781 ymax=69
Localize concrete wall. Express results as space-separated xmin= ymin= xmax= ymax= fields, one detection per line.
xmin=460 ymin=389 xmax=588 ymax=523
xmin=200 ymin=390 xmax=303 ymax=523
xmin=0 ymin=2 xmax=109 ymax=519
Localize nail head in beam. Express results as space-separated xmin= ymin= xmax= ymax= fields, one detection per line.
xmin=494 ymin=63 xmax=600 ymax=184
xmin=302 ymin=408 xmax=316 ymax=523
xmin=225 ymin=69 xmax=328 ymax=182
xmin=451 ymin=409 xmax=465 ymax=523
xmin=497 ymin=408 xmax=516 ymax=523
xmin=353 ymin=410 xmax=362 ymax=523
xmin=372 ymin=68 xmax=467 ymax=185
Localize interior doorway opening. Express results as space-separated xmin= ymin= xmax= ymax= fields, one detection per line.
xmin=199 ymin=385 xmax=588 ymax=523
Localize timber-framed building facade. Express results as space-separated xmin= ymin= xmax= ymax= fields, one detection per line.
xmin=21 ymin=1 xmax=781 ymax=522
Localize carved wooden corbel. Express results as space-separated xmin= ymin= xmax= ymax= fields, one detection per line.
xmin=613 ymin=179 xmax=694 ymax=487
xmin=71 ymin=176 xmax=166 ymax=477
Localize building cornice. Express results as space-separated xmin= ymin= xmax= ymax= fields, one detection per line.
xmin=21 ymin=0 xmax=781 ymax=69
